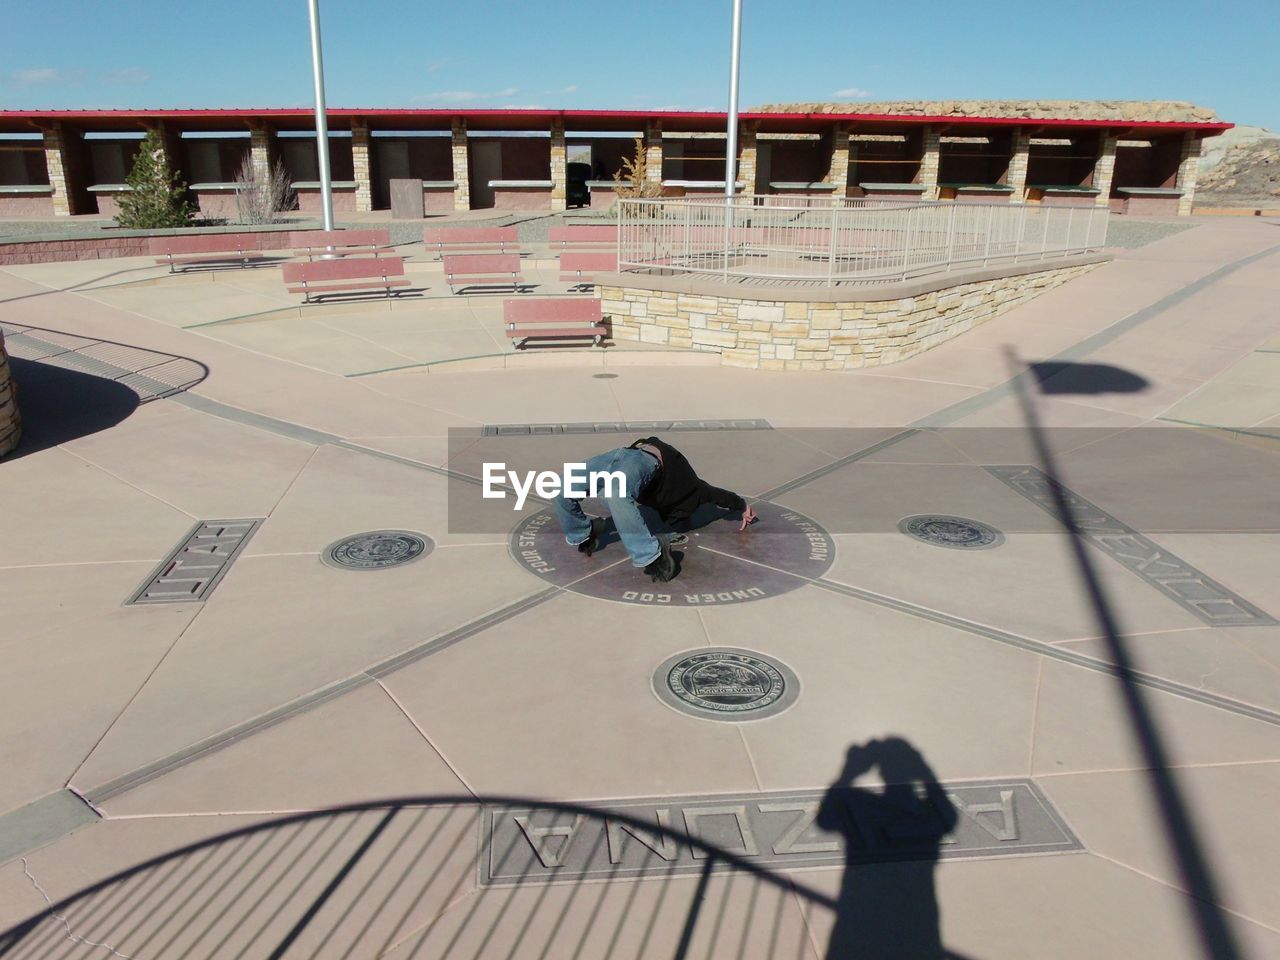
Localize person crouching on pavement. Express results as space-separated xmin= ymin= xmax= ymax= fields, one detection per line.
xmin=552 ymin=436 xmax=757 ymax=583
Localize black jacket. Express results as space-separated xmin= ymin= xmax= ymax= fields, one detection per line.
xmin=627 ymin=437 xmax=746 ymax=525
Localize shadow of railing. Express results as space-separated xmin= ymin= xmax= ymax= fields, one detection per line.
xmin=1 ymin=322 xmax=208 ymax=404
xmin=0 ymin=779 xmax=987 ymax=960
xmin=0 ymin=795 xmax=833 ymax=960
xmin=1 ymin=321 xmax=208 ymax=457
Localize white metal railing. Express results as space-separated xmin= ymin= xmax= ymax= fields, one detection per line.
xmin=616 ymin=196 xmax=1109 ymax=286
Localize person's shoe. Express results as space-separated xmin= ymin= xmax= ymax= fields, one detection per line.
xmin=577 ymin=517 xmax=608 ymax=556
xmin=666 ymin=532 xmax=690 ymax=548
xmin=643 ymin=536 xmax=677 ymax=583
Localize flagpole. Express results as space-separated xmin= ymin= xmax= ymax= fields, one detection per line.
xmin=306 ymin=0 xmax=335 ymax=232
xmin=723 ymin=0 xmax=743 ymax=267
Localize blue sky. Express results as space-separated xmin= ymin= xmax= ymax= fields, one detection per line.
xmin=2 ymin=0 xmax=1276 ymax=129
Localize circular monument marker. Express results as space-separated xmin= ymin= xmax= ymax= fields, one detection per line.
xmin=509 ymin=500 xmax=834 ymax=606
xmin=898 ymin=515 xmax=1005 ymax=550
xmin=323 ymin=530 xmax=434 ymax=570
xmin=653 ymin=648 xmax=799 ymax=721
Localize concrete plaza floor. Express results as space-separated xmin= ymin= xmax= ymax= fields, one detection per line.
xmin=0 ymin=219 xmax=1279 ymax=958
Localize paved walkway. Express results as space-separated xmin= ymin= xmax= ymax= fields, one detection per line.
xmin=0 ymin=220 xmax=1278 ymax=958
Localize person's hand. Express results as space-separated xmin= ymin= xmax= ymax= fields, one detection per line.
xmin=739 ymin=505 xmax=757 ymax=531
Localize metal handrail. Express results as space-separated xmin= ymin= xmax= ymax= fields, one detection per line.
xmin=617 ymin=196 xmax=1109 ymax=287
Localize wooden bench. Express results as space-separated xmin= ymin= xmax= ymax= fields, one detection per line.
xmin=547 ymin=224 xmax=618 ymax=251
xmin=289 ymin=229 xmax=394 ymax=260
xmin=559 ymin=251 xmax=618 ymax=289
xmin=423 ymin=226 xmax=519 ymax=258
xmin=505 ymin=298 xmax=607 ymax=348
xmin=149 ymin=233 xmax=268 ymax=272
xmin=281 ymin=257 xmax=411 ymax=303
xmin=443 ymin=253 xmax=526 ymax=294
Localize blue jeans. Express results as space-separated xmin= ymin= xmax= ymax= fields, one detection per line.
xmin=553 ymin=448 xmax=660 ymax=567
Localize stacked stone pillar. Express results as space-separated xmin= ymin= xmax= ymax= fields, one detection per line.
xmin=550 ymin=119 xmax=567 ymax=211
xmin=0 ymin=329 xmax=20 ymax=458
xmin=827 ymin=124 xmax=850 ymax=195
xmin=248 ymin=122 xmax=274 ymax=182
xmin=41 ymin=122 xmax=85 ymax=216
xmin=351 ymin=119 xmax=373 ymax=212
xmin=643 ymin=120 xmax=664 ymax=190
xmin=736 ymin=123 xmax=758 ymax=195
xmin=147 ymin=121 xmax=184 ymax=179
xmin=1007 ymin=129 xmax=1030 ymax=202
xmin=1092 ymin=134 xmax=1118 ymax=208
xmin=919 ymin=128 xmax=941 ymax=200
xmin=1176 ymin=132 xmax=1201 ymax=216
xmin=451 ymin=119 xmax=471 ymax=211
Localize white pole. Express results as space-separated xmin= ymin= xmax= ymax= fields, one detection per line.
xmin=307 ymin=0 xmax=334 ymax=232
xmin=723 ymin=0 xmax=743 ymax=264
xmin=725 ymin=0 xmax=743 ymax=204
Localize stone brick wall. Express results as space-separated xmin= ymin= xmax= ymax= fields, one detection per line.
xmin=919 ymin=130 xmax=941 ymax=200
xmin=550 ymin=120 xmax=567 ymax=211
xmin=0 ymin=329 xmax=20 ymax=458
xmin=737 ymin=125 xmax=758 ymax=195
xmin=1007 ymin=130 xmax=1030 ymax=202
xmin=600 ymin=259 xmax=1101 ymax=371
xmin=0 ymin=193 xmax=57 ymax=217
xmin=827 ymin=124 xmax=850 ymax=195
xmin=644 ymin=121 xmax=663 ymax=188
xmin=1177 ymin=133 xmax=1201 ymax=217
xmin=42 ymin=122 xmax=86 ymax=216
xmin=351 ymin=120 xmax=373 ymax=213
xmin=249 ymin=122 xmax=274 ymax=182
xmin=451 ymin=119 xmax=471 ymax=211
xmin=1093 ymin=135 xmax=1118 ymax=207
xmin=0 ymin=228 xmax=298 ymax=265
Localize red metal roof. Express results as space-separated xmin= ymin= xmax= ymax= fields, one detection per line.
xmin=0 ymin=107 xmax=1234 ymax=135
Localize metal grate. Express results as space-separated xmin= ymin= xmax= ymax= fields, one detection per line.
xmin=0 ymin=322 xmax=207 ymax=403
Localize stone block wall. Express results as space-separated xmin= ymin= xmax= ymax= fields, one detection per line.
xmin=351 ymin=120 xmax=373 ymax=213
xmin=0 ymin=329 xmax=20 ymax=458
xmin=1007 ymin=130 xmax=1030 ymax=202
xmin=42 ymin=122 xmax=86 ymax=216
xmin=827 ymin=124 xmax=850 ymax=196
xmin=919 ymin=130 xmax=941 ymax=200
xmin=1094 ymin=135 xmax=1117 ymax=207
xmin=1176 ymin=133 xmax=1201 ymax=217
xmin=737 ymin=125 xmax=758 ymax=195
xmin=550 ymin=121 xmax=567 ymax=211
xmin=451 ymin=119 xmax=471 ymax=211
xmin=644 ymin=121 xmax=663 ymax=188
xmin=600 ymin=260 xmax=1100 ymax=371
xmin=0 ymin=228 xmax=299 ymax=265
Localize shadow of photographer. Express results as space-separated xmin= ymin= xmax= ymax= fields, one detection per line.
xmin=818 ymin=737 xmax=971 ymax=960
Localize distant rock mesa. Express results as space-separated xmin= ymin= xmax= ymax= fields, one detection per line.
xmin=751 ymin=100 xmax=1219 ymax=123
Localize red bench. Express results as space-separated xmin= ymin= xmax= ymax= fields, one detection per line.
xmin=149 ymin=233 xmax=268 ymax=272
xmin=505 ymin=298 xmax=607 ymax=348
xmin=443 ymin=253 xmax=526 ymax=294
xmin=289 ymin=229 xmax=394 ymax=260
xmin=281 ymin=257 xmax=411 ymax=303
xmin=548 ymin=224 xmax=618 ymax=251
xmin=423 ymin=226 xmax=519 ymax=258
xmin=559 ymin=251 xmax=618 ymax=289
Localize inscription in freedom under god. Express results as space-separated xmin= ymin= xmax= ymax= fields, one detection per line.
xmin=509 ymin=501 xmax=835 ymax=606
